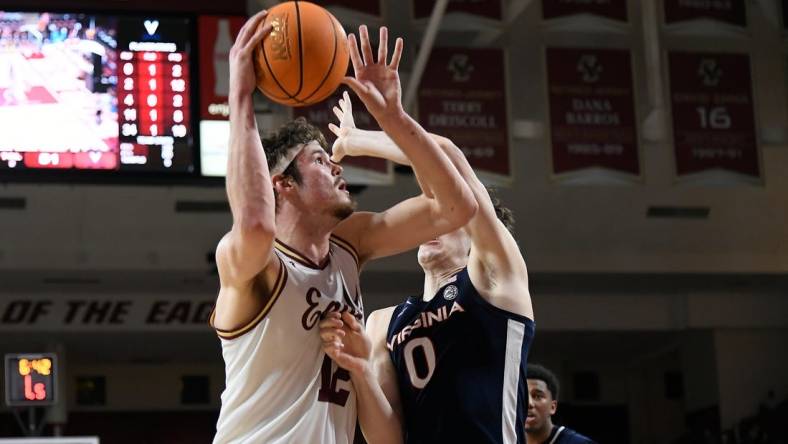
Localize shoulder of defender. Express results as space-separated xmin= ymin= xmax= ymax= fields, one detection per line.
xmin=367 ymin=306 xmax=396 ymax=335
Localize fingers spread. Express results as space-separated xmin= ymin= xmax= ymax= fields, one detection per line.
xmin=328 ymin=123 xmax=341 ymax=137
xmin=389 ymin=37 xmax=404 ymax=70
xmin=347 ymin=34 xmax=363 ymax=72
xmin=359 ymin=25 xmax=375 ymax=66
xmin=377 ymin=27 xmax=388 ymax=65
xmin=341 ymin=76 xmax=368 ymax=96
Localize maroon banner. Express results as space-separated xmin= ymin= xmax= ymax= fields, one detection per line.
xmin=292 ymin=88 xmax=390 ymax=183
xmin=546 ymin=48 xmax=639 ymax=176
xmin=418 ymin=48 xmax=510 ymax=179
xmin=198 ymin=16 xmax=245 ymax=121
xmin=414 ymin=0 xmax=502 ymax=20
xmin=668 ymin=52 xmax=759 ymax=178
xmin=664 ymin=0 xmax=746 ymax=26
xmin=542 ymin=0 xmax=628 ymax=22
xmin=312 ymin=0 xmax=381 ymax=15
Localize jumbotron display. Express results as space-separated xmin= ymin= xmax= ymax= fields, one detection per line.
xmin=0 ymin=11 xmax=194 ymax=174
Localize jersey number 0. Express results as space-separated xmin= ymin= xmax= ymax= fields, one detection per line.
xmin=403 ymin=337 xmax=436 ymax=389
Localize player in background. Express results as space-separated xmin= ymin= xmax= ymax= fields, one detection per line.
xmin=211 ymin=11 xmax=477 ymax=444
xmin=320 ymin=92 xmax=534 ymax=443
xmin=526 ymin=364 xmax=596 ymax=444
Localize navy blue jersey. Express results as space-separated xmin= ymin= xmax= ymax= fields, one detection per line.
xmin=386 ymin=268 xmax=535 ymax=444
xmin=540 ymin=426 xmax=596 ymax=444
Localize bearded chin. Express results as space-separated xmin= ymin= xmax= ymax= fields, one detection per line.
xmin=331 ymin=199 xmax=357 ymax=220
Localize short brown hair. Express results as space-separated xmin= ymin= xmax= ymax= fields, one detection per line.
xmin=487 ymin=187 xmax=515 ymax=235
xmin=261 ymin=117 xmax=328 ymax=183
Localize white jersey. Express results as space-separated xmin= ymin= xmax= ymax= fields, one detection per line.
xmin=211 ymin=235 xmax=364 ymax=444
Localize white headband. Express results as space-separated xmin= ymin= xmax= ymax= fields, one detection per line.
xmin=269 ymin=143 xmax=306 ymax=176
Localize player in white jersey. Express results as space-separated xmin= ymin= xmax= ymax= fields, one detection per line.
xmin=210 ymin=12 xmax=478 ymax=444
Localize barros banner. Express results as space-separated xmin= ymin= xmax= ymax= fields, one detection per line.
xmin=542 ymin=0 xmax=628 ymax=22
xmin=0 ymin=294 xmax=215 ymax=331
xmin=418 ymin=47 xmax=511 ymax=184
xmin=668 ymin=52 xmax=760 ymax=180
xmin=546 ymin=47 xmax=640 ymax=178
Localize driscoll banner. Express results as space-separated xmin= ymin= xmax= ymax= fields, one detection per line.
xmin=418 ymin=47 xmax=511 ymax=182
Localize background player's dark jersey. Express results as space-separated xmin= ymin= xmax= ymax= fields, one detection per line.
xmin=540 ymin=425 xmax=597 ymax=444
xmin=386 ymin=268 xmax=535 ymax=444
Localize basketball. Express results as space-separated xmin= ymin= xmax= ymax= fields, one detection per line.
xmin=254 ymin=1 xmax=349 ymax=107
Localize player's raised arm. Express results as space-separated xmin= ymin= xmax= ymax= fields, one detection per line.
xmin=214 ymin=12 xmax=278 ymax=327
xmin=330 ymin=97 xmax=532 ymax=318
xmin=335 ymin=26 xmax=477 ymax=263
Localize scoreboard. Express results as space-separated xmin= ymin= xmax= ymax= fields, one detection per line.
xmin=116 ymin=17 xmax=193 ymax=172
xmin=0 ymin=11 xmax=194 ymax=177
xmin=4 ymin=353 xmax=57 ymax=406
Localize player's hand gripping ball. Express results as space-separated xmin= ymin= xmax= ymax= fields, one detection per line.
xmin=253 ymin=1 xmax=350 ymax=107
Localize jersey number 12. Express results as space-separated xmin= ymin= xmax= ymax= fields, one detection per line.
xmin=318 ymin=355 xmax=350 ymax=406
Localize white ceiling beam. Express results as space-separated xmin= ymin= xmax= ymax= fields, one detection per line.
xmin=403 ymin=0 xmax=450 ymax=113
xmin=754 ymin=0 xmax=781 ymax=29
xmin=641 ymin=0 xmax=668 ymax=142
xmin=506 ymin=0 xmax=536 ymax=26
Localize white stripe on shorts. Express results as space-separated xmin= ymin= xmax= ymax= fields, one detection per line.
xmin=501 ymin=319 xmax=526 ymax=444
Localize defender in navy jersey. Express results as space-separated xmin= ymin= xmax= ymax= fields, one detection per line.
xmin=385 ymin=269 xmax=535 ymax=444
xmin=318 ymin=93 xmax=535 ymax=444
xmin=525 ymin=364 xmax=596 ymax=444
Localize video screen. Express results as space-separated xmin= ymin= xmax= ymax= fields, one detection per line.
xmin=0 ymin=11 xmax=194 ymax=174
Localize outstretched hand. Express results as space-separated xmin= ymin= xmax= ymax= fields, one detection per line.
xmin=342 ymin=25 xmax=404 ymax=121
xmin=319 ymin=311 xmax=371 ymax=375
xmin=328 ymin=91 xmax=356 ymax=163
xmin=229 ymin=10 xmax=273 ymax=99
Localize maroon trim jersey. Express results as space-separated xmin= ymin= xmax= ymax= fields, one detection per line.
xmin=210 ymin=236 xmax=363 ymax=444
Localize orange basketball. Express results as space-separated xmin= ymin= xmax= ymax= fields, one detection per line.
xmin=254 ymin=1 xmax=349 ymax=107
